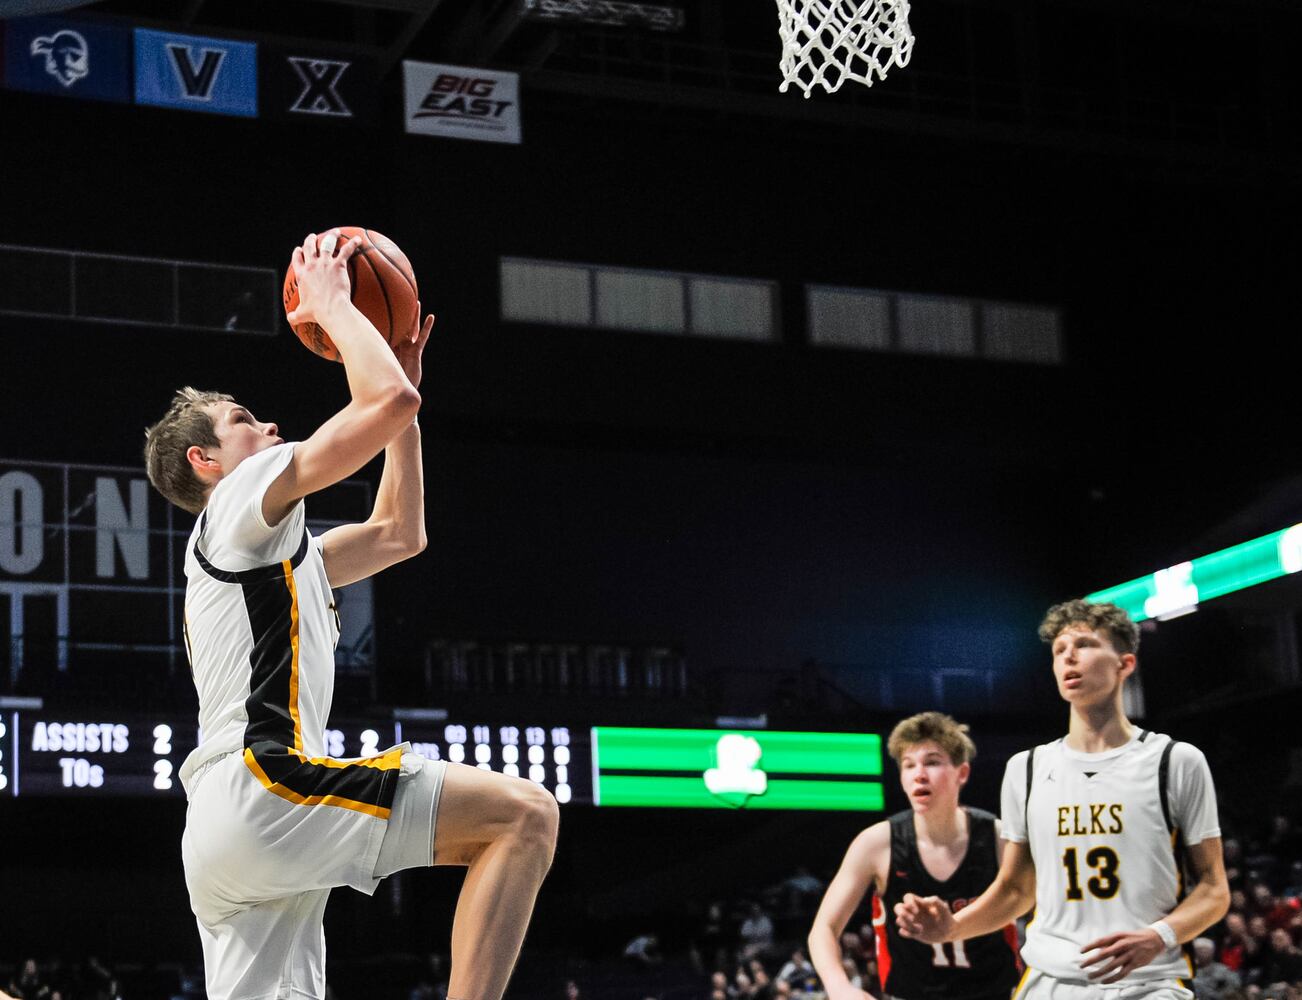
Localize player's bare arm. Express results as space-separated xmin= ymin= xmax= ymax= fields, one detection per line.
xmin=808 ymin=821 xmax=889 ymax=1000
xmin=321 ymin=308 xmax=435 ymax=588
xmin=896 ymin=839 xmax=1035 ymax=944
xmin=1079 ymin=835 xmax=1229 ymax=984
xmin=263 ymin=230 xmax=421 ymax=525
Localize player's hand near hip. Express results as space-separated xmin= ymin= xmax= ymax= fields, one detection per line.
xmin=287 ymin=229 xmax=362 ymax=329
xmin=895 ymin=893 xmax=956 ymax=944
xmin=1080 ymin=929 xmax=1166 ymax=983
xmin=826 ymin=986 xmax=875 ymax=1000
xmin=393 ymin=303 xmax=435 ymax=390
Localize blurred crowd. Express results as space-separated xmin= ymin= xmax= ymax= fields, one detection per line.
xmin=2 ymin=958 xmax=123 ymax=1000
xmin=12 ymin=814 xmax=1302 ymax=1000
xmin=1192 ymin=815 xmax=1302 ymax=1000
xmin=580 ymin=814 xmax=1302 ymax=1000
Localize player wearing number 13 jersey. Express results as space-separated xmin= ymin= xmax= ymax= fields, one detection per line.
xmin=895 ymin=601 xmax=1229 ymax=1000
xmin=808 ymin=713 xmax=1020 ymax=1000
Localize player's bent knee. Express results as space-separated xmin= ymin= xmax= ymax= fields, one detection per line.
xmin=512 ymin=779 xmax=560 ymax=850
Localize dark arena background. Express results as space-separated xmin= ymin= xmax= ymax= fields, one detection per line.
xmin=3 ymin=0 xmax=1302 ymax=997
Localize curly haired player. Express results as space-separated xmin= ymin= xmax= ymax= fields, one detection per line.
xmin=895 ymin=601 xmax=1229 ymax=1000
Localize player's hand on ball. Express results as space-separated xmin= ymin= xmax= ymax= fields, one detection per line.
xmin=1079 ymin=929 xmax=1167 ymax=983
xmin=286 ymin=229 xmax=361 ymax=328
xmin=393 ymin=304 xmax=435 ymax=390
xmin=895 ymin=892 xmax=955 ymax=944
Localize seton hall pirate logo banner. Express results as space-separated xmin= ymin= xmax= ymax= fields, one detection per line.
xmin=260 ymin=45 xmax=377 ymax=123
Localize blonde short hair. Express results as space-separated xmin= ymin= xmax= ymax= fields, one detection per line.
xmin=143 ymin=387 xmax=233 ymax=514
xmin=886 ymin=711 xmax=976 ymax=767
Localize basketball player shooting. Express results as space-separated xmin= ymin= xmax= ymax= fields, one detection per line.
xmin=894 ymin=601 xmax=1230 ymax=1000
xmin=807 ymin=712 xmax=1020 ymax=1000
xmin=144 ymin=231 xmax=559 ymax=1000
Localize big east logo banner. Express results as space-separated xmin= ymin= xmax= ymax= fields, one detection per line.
xmin=402 ymin=61 xmax=521 ymax=145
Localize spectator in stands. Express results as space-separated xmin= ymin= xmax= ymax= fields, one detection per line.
xmin=747 ymin=961 xmax=774 ymax=1000
xmin=734 ymin=969 xmax=754 ymax=999
xmin=778 ymin=867 xmax=826 ymax=915
xmin=700 ymin=902 xmax=730 ymax=971
xmin=1221 ymin=911 xmax=1256 ymax=973
xmin=709 ymin=971 xmax=729 ymax=998
xmin=1282 ymin=861 xmax=1302 ymax=901
xmin=1243 ymin=916 xmax=1272 ymax=984
xmin=1253 ymin=885 xmax=1296 ymax=930
xmin=1268 ymin=816 xmax=1302 ymax=864
xmin=8 ymin=960 xmax=49 ymax=1000
xmin=776 ymin=949 xmax=813 ymax=985
xmin=1224 ymin=838 xmax=1245 ymax=890
xmin=1193 ymin=936 xmax=1242 ymax=1000
xmin=624 ymin=934 xmax=663 ymax=967
xmin=564 ymin=979 xmax=580 ymax=1000
xmin=839 ymin=931 xmax=865 ymax=965
xmin=1261 ymin=928 xmax=1302 ymax=988
xmin=839 ymin=956 xmax=863 ymax=991
xmin=739 ymin=904 xmax=775 ymax=961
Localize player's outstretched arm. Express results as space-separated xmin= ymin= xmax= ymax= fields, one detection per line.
xmin=321 ymin=309 xmax=435 ymax=588
xmin=1079 ymin=836 xmax=1229 ymax=984
xmin=265 ymin=231 xmax=421 ymax=524
xmin=896 ymin=840 xmax=1035 ymax=944
xmin=808 ymin=823 xmax=886 ymax=1000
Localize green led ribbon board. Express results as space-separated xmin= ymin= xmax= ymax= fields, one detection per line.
xmin=591 ymin=727 xmax=884 ymax=811
xmin=1088 ymin=523 xmax=1302 ymax=623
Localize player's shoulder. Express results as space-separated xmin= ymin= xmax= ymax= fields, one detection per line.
xmin=1139 ymin=730 xmax=1206 ymax=762
xmin=206 ymin=443 xmax=296 ymax=517
xmin=851 ymin=817 xmax=895 ymax=856
xmin=1159 ymin=734 xmax=1212 ymax=775
xmin=224 ymin=441 xmax=296 ymax=490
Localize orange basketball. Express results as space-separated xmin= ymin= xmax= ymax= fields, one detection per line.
xmin=282 ymin=227 xmax=419 ymax=362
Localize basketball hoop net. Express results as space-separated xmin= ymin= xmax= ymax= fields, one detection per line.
xmin=777 ymin=0 xmax=915 ymax=97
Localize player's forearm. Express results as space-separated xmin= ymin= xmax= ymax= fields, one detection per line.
xmin=1161 ymin=877 xmax=1229 ymax=944
xmin=369 ymin=421 xmax=426 ymax=552
xmin=321 ymin=302 xmax=417 ymax=406
xmin=807 ymin=923 xmax=851 ymax=993
xmin=949 ymin=876 xmax=1033 ymax=942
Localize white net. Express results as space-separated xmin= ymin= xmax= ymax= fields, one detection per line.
xmin=777 ymin=0 xmax=915 ymax=98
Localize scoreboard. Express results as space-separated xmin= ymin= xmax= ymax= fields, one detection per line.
xmin=0 ymin=715 xmax=881 ymax=811
xmin=0 ymin=711 xmax=587 ymax=803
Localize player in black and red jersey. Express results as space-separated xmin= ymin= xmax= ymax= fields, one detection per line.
xmin=808 ymin=712 xmax=1021 ymax=1000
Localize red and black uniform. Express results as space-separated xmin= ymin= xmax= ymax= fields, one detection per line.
xmin=871 ymin=807 xmax=1021 ymax=1000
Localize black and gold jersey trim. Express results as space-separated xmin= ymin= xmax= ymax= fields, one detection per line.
xmin=193 ymin=517 xmax=398 ymax=817
xmin=193 ymin=511 xmax=310 ymax=584
xmin=243 ymin=741 xmax=401 ymax=819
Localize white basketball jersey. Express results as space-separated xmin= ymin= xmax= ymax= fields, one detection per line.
xmin=1000 ymin=730 xmax=1219 ymax=986
xmin=179 ymin=444 xmax=342 ymax=793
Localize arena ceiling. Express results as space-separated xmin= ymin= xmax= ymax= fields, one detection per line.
xmin=8 ymin=0 xmax=1302 ymax=174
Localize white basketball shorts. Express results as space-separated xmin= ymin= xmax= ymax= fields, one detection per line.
xmin=1014 ymin=968 xmax=1193 ymax=1000
xmin=182 ymin=745 xmax=447 ymax=1000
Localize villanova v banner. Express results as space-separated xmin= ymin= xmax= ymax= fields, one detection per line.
xmin=134 ymin=28 xmax=257 ymax=118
